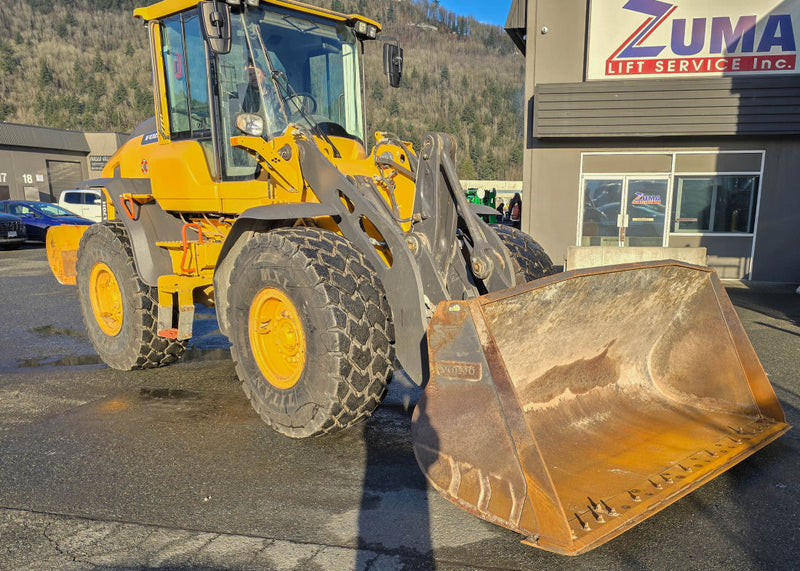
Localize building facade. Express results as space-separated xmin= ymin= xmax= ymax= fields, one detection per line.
xmin=0 ymin=123 xmax=125 ymax=203
xmin=506 ymin=0 xmax=800 ymax=282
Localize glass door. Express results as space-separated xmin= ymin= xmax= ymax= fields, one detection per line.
xmin=581 ymin=178 xmax=623 ymax=246
xmin=581 ymin=176 xmax=668 ymax=247
xmin=624 ymin=178 xmax=668 ymax=247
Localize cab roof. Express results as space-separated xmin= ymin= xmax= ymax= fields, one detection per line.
xmin=133 ymin=0 xmax=380 ymax=31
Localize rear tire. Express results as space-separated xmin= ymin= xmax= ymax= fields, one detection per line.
xmin=76 ymin=222 xmax=187 ymax=370
xmin=491 ymin=224 xmax=556 ymax=284
xmin=227 ymin=228 xmax=395 ymax=438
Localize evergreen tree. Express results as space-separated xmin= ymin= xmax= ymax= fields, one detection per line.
xmin=388 ymin=95 xmax=400 ymax=116
xmin=112 ymin=84 xmax=128 ymax=106
xmin=0 ymin=40 xmax=18 ymax=74
xmin=371 ymin=79 xmax=384 ymax=102
xmin=440 ymin=65 xmax=450 ymax=85
xmin=93 ymin=52 xmax=105 ymax=73
xmin=38 ymin=60 xmax=54 ymax=89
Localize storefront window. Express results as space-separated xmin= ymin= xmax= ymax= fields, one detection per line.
xmin=672 ymin=175 xmax=758 ymax=234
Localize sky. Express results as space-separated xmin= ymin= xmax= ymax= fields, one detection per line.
xmin=434 ymin=0 xmax=512 ymax=27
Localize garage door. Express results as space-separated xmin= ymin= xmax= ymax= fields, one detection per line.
xmin=46 ymin=160 xmax=84 ymax=202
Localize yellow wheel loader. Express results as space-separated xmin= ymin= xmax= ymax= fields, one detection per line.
xmin=46 ymin=0 xmax=789 ymax=556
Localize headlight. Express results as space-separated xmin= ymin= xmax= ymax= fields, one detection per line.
xmin=236 ymin=113 xmax=264 ymax=137
xmin=353 ymin=20 xmax=378 ymax=40
xmin=477 ymin=189 xmax=486 ymax=200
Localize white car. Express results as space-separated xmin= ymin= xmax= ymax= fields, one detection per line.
xmin=58 ymin=189 xmax=104 ymax=223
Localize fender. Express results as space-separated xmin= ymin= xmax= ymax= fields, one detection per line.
xmin=214 ymin=201 xmax=341 ymax=283
xmin=79 ymin=177 xmax=184 ymax=287
xmin=212 ymin=201 xmax=341 ymax=339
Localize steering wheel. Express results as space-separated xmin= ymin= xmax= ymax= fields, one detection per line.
xmin=285 ymin=93 xmax=317 ymax=117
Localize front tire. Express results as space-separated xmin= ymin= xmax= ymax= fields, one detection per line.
xmin=491 ymin=224 xmax=556 ymax=284
xmin=227 ymin=228 xmax=395 ymax=438
xmin=76 ymin=222 xmax=187 ymax=370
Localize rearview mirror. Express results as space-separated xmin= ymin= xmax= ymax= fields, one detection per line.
xmin=199 ymin=1 xmax=231 ymax=55
xmin=383 ymin=42 xmax=403 ymax=88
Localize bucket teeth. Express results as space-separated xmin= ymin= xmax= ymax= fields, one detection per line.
xmin=603 ymin=500 xmax=619 ymax=517
xmin=575 ymin=513 xmax=591 ymax=532
xmin=588 ymin=506 xmax=605 ymax=524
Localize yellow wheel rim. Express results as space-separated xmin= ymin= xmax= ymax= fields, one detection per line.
xmin=89 ymin=262 xmax=123 ymax=337
xmin=249 ymin=287 xmax=306 ymax=390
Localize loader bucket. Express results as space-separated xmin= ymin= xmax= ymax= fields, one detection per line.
xmin=412 ymin=261 xmax=789 ymax=556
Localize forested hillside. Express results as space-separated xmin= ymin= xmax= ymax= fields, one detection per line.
xmin=0 ymin=0 xmax=526 ymax=179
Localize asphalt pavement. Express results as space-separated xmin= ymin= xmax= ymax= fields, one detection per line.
xmin=0 ymin=244 xmax=798 ymax=570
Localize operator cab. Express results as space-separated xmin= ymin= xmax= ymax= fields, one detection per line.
xmin=182 ymin=1 xmax=376 ymax=179
xmin=136 ymin=0 xmax=396 ymax=190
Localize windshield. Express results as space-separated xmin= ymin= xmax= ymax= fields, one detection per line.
xmin=6 ymin=203 xmax=75 ymax=217
xmin=215 ymin=6 xmax=364 ymax=179
xmin=218 ymin=6 xmax=363 ymax=138
xmin=254 ymin=9 xmax=364 ymax=142
xmin=37 ymin=204 xmax=77 ymax=217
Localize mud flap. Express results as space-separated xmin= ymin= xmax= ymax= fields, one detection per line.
xmin=412 ymin=261 xmax=790 ymax=555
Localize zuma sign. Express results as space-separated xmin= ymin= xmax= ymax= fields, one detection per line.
xmin=588 ymin=0 xmax=800 ymax=79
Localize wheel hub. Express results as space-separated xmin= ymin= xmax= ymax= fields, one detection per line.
xmin=89 ymin=262 xmax=123 ymax=336
xmin=249 ymin=287 xmax=306 ymax=389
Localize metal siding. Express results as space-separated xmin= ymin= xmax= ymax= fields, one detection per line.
xmin=505 ymin=0 xmax=527 ymax=53
xmin=0 ymin=123 xmax=90 ymax=153
xmin=505 ymin=0 xmax=527 ymax=29
xmin=533 ymin=77 xmax=800 ymax=137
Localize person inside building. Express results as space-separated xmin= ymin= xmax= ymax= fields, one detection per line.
xmin=509 ymin=192 xmax=522 ymax=229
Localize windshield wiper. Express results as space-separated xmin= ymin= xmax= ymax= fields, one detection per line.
xmin=270 ymin=70 xmax=341 ymax=159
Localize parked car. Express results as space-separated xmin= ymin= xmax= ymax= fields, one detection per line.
xmin=58 ymin=189 xmax=104 ymax=223
xmin=0 ymin=212 xmax=27 ymax=250
xmin=0 ymin=200 xmax=94 ymax=242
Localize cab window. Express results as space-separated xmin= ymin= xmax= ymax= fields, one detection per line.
xmin=161 ymin=12 xmax=211 ymax=139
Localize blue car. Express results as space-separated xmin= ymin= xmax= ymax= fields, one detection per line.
xmin=0 ymin=200 xmax=94 ymax=242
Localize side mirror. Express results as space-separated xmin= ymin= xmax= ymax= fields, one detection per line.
xmin=199 ymin=1 xmax=232 ymax=55
xmin=383 ymin=42 xmax=403 ymax=88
